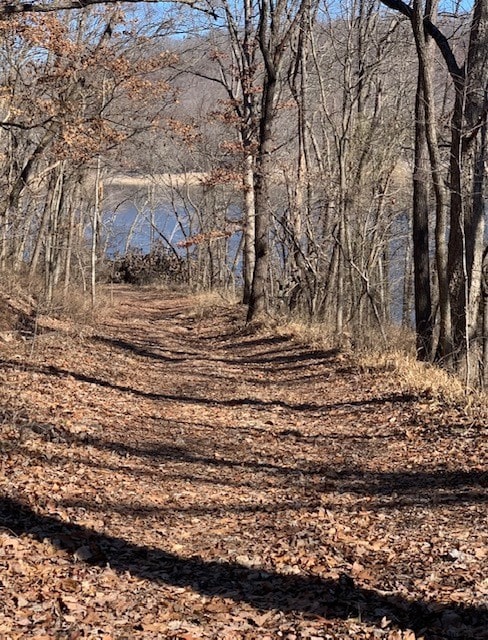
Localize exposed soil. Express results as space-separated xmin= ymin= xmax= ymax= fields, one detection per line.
xmin=0 ymin=286 xmax=487 ymax=640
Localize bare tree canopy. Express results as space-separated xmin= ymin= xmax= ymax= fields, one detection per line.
xmin=380 ymin=0 xmax=463 ymax=77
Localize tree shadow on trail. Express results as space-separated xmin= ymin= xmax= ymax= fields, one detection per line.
xmin=0 ymin=496 xmax=486 ymax=640
xmin=0 ymin=357 xmax=416 ymax=413
xmin=20 ymin=421 xmax=488 ymax=507
xmin=93 ymin=332 xmax=340 ymax=370
xmin=91 ymin=334 xmax=193 ymax=363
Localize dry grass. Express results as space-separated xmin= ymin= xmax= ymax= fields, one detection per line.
xmin=277 ymin=316 xmax=488 ymax=418
xmin=359 ymin=348 xmax=488 ymax=416
xmin=186 ymin=288 xmax=241 ymax=320
xmin=0 ymin=273 xmax=101 ymax=324
xmin=275 ymin=318 xmax=340 ymax=350
xmin=40 ymin=288 xmax=119 ymax=334
xmin=0 ymin=277 xmax=116 ymax=352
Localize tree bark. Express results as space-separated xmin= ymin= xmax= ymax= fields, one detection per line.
xmin=247 ymin=61 xmax=276 ymax=321
xmin=242 ymin=153 xmax=256 ymax=305
xmin=412 ymin=73 xmax=433 ymax=359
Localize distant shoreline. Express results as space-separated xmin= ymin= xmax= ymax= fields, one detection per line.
xmin=104 ymin=173 xmax=208 ymax=189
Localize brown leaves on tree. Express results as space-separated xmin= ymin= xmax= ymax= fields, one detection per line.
xmin=0 ymin=287 xmax=486 ymax=639
xmin=200 ymin=168 xmax=244 ymax=187
xmin=177 ymin=229 xmax=234 ymax=248
xmin=166 ymin=117 xmax=202 ymax=147
xmin=1 ymin=11 xmax=174 ymax=165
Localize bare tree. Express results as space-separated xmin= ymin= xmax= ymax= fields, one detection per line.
xmin=382 ymin=0 xmax=488 ymax=381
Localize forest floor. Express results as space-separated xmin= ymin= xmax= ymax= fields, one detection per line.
xmin=0 ymin=286 xmax=487 ymax=640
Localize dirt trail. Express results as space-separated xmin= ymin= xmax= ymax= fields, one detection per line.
xmin=0 ymin=287 xmax=487 ymax=640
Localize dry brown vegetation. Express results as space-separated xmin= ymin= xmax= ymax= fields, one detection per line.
xmin=0 ymin=286 xmax=487 ymax=640
xmin=277 ymin=319 xmax=488 ymax=417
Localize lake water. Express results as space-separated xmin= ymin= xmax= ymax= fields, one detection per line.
xmin=102 ymin=202 xmax=190 ymax=256
xmin=102 ymin=200 xmax=408 ymax=323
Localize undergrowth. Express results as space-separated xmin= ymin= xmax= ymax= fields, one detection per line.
xmin=277 ymin=317 xmax=488 ymax=420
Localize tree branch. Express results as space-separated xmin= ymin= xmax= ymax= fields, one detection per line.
xmin=0 ymin=117 xmax=54 ymax=130
xmin=380 ymin=0 xmax=464 ymax=81
xmin=0 ymin=0 xmax=217 ymax=20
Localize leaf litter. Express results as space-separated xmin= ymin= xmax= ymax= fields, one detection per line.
xmin=0 ymin=286 xmax=486 ymax=639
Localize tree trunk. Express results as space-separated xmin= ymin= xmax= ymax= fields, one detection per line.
xmin=481 ymin=247 xmax=488 ymax=386
xmin=247 ymin=70 xmax=276 ymax=322
xmin=242 ymin=153 xmax=256 ymax=304
xmin=246 ymin=0 xmax=278 ymax=322
xmin=412 ymin=53 xmax=433 ymax=360
xmin=63 ymin=189 xmax=77 ymax=301
xmin=91 ymin=157 xmax=102 ymax=308
xmin=44 ymin=165 xmax=65 ymax=307
xmin=411 ymin=0 xmax=451 ymax=361
xmin=447 ymin=0 xmax=488 ymax=378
